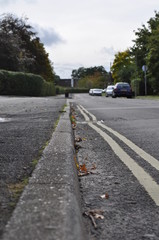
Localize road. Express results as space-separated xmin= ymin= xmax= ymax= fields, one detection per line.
xmin=1 ymin=94 xmax=159 ymax=240
xmin=71 ymin=94 xmax=159 ymax=240
xmin=0 ymin=96 xmax=66 ymax=238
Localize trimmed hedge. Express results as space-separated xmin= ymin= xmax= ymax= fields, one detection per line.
xmin=55 ymin=86 xmax=89 ymax=95
xmin=0 ymin=70 xmax=55 ymax=96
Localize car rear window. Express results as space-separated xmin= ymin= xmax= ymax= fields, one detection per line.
xmin=117 ymin=84 xmax=130 ymax=89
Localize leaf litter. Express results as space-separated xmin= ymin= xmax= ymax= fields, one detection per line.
xmin=84 ymin=209 xmax=105 ymax=229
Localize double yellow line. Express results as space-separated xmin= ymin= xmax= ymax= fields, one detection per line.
xmin=78 ymin=104 xmax=159 ymax=206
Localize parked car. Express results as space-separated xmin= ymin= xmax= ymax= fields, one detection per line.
xmin=105 ymin=85 xmax=114 ymax=97
xmin=89 ymin=88 xmax=103 ymax=96
xmin=112 ymin=82 xmax=132 ymax=98
xmin=89 ymin=89 xmax=93 ymax=95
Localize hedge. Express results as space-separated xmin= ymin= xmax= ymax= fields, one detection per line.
xmin=55 ymin=86 xmax=89 ymax=95
xmin=0 ymin=70 xmax=55 ymax=96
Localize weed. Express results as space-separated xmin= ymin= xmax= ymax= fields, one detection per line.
xmin=31 ymin=159 xmax=38 ymax=168
xmin=8 ymin=177 xmax=29 ymax=201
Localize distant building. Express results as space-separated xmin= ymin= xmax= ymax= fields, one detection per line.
xmin=59 ymin=79 xmax=72 ymax=87
xmin=58 ymin=78 xmax=78 ymax=87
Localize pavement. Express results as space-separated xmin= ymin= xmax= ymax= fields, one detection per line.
xmin=2 ymin=101 xmax=86 ymax=240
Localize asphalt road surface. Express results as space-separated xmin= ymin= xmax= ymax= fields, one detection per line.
xmin=1 ymin=93 xmax=159 ymax=240
xmin=70 ymin=94 xmax=159 ymax=240
xmin=0 ymin=95 xmax=66 ymax=239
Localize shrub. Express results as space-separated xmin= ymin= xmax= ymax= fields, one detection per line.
xmin=0 ymin=70 xmax=55 ymax=96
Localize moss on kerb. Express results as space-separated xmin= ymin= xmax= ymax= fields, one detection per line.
xmin=8 ymin=103 xmax=69 ymax=211
xmin=53 ymin=103 xmax=68 ymax=129
xmin=8 ymin=177 xmax=29 ymax=209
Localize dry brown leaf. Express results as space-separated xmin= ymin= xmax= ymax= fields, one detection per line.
xmin=94 ymin=214 xmax=104 ymax=220
xmin=89 ymin=209 xmax=104 ymax=215
xmin=75 ymin=136 xmax=82 ymax=142
xmin=78 ymin=172 xmax=89 ymax=177
xmin=84 ymin=209 xmax=104 ymax=229
xmin=100 ymin=192 xmax=109 ymax=199
xmin=91 ymin=163 xmax=96 ymax=170
xmin=80 ymin=163 xmax=87 ymax=173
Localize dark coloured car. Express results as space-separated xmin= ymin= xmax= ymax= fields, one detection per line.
xmin=112 ymin=82 xmax=132 ymax=98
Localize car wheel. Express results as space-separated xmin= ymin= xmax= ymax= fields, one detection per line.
xmin=112 ymin=92 xmax=116 ymax=98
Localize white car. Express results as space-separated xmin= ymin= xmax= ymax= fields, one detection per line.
xmin=105 ymin=85 xmax=115 ymax=97
xmin=90 ymin=88 xmax=103 ymax=96
xmin=89 ymin=89 xmax=93 ymax=95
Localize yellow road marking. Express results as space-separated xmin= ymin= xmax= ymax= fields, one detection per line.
xmin=78 ymin=105 xmax=159 ymax=206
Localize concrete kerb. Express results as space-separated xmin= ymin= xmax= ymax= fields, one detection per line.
xmin=2 ymin=103 xmax=86 ymax=240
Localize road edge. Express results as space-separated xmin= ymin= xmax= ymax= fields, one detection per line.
xmin=2 ymin=103 xmax=86 ymax=240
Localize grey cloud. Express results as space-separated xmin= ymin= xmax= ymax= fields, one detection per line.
xmin=35 ymin=25 xmax=65 ymax=46
xmin=54 ymin=63 xmax=82 ymax=78
xmin=100 ymin=46 xmax=116 ymax=56
xmin=0 ymin=0 xmax=12 ymax=4
xmin=0 ymin=0 xmax=36 ymax=5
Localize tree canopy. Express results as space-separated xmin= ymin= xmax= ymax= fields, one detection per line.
xmin=72 ymin=66 xmax=112 ymax=89
xmin=111 ymin=50 xmax=136 ymax=84
xmin=111 ymin=11 xmax=159 ymax=94
xmin=0 ymin=14 xmax=54 ymax=82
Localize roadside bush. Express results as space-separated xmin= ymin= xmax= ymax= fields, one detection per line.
xmin=0 ymin=70 xmax=55 ymax=96
xmin=55 ymin=86 xmax=66 ymax=95
xmin=131 ymin=78 xmax=141 ymax=96
xmin=55 ymin=86 xmax=89 ymax=94
xmin=68 ymin=88 xmax=89 ymax=93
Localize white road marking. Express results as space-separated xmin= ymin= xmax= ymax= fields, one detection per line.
xmin=78 ymin=105 xmax=159 ymax=206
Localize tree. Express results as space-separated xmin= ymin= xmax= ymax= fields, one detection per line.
xmin=0 ymin=14 xmax=35 ymax=71
xmin=131 ymin=11 xmax=159 ymax=94
xmin=146 ymin=13 xmax=159 ymax=93
xmin=72 ymin=66 xmax=111 ymax=88
xmin=0 ymin=14 xmax=54 ymax=82
xmin=30 ymin=37 xmax=55 ymax=82
xmin=0 ymin=30 xmax=21 ymax=71
xmin=111 ymin=50 xmax=135 ymax=84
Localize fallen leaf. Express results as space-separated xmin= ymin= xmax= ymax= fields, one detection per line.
xmin=82 ymin=138 xmax=87 ymax=141
xmin=105 ymin=193 xmax=109 ymax=199
xmin=80 ymin=163 xmax=87 ymax=173
xmin=84 ymin=209 xmax=104 ymax=229
xmin=78 ymin=172 xmax=89 ymax=177
xmin=74 ymin=144 xmax=82 ymax=150
xmin=94 ymin=214 xmax=104 ymax=220
xmin=89 ymin=209 xmax=104 ymax=216
xmin=75 ymin=136 xmax=82 ymax=142
xmin=100 ymin=193 xmax=109 ymax=199
xmin=91 ymin=163 xmax=96 ymax=170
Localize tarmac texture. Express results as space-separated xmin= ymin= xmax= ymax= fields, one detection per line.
xmin=1 ymin=99 xmax=86 ymax=240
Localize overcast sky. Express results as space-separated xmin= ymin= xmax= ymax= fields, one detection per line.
xmin=0 ymin=0 xmax=159 ymax=78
